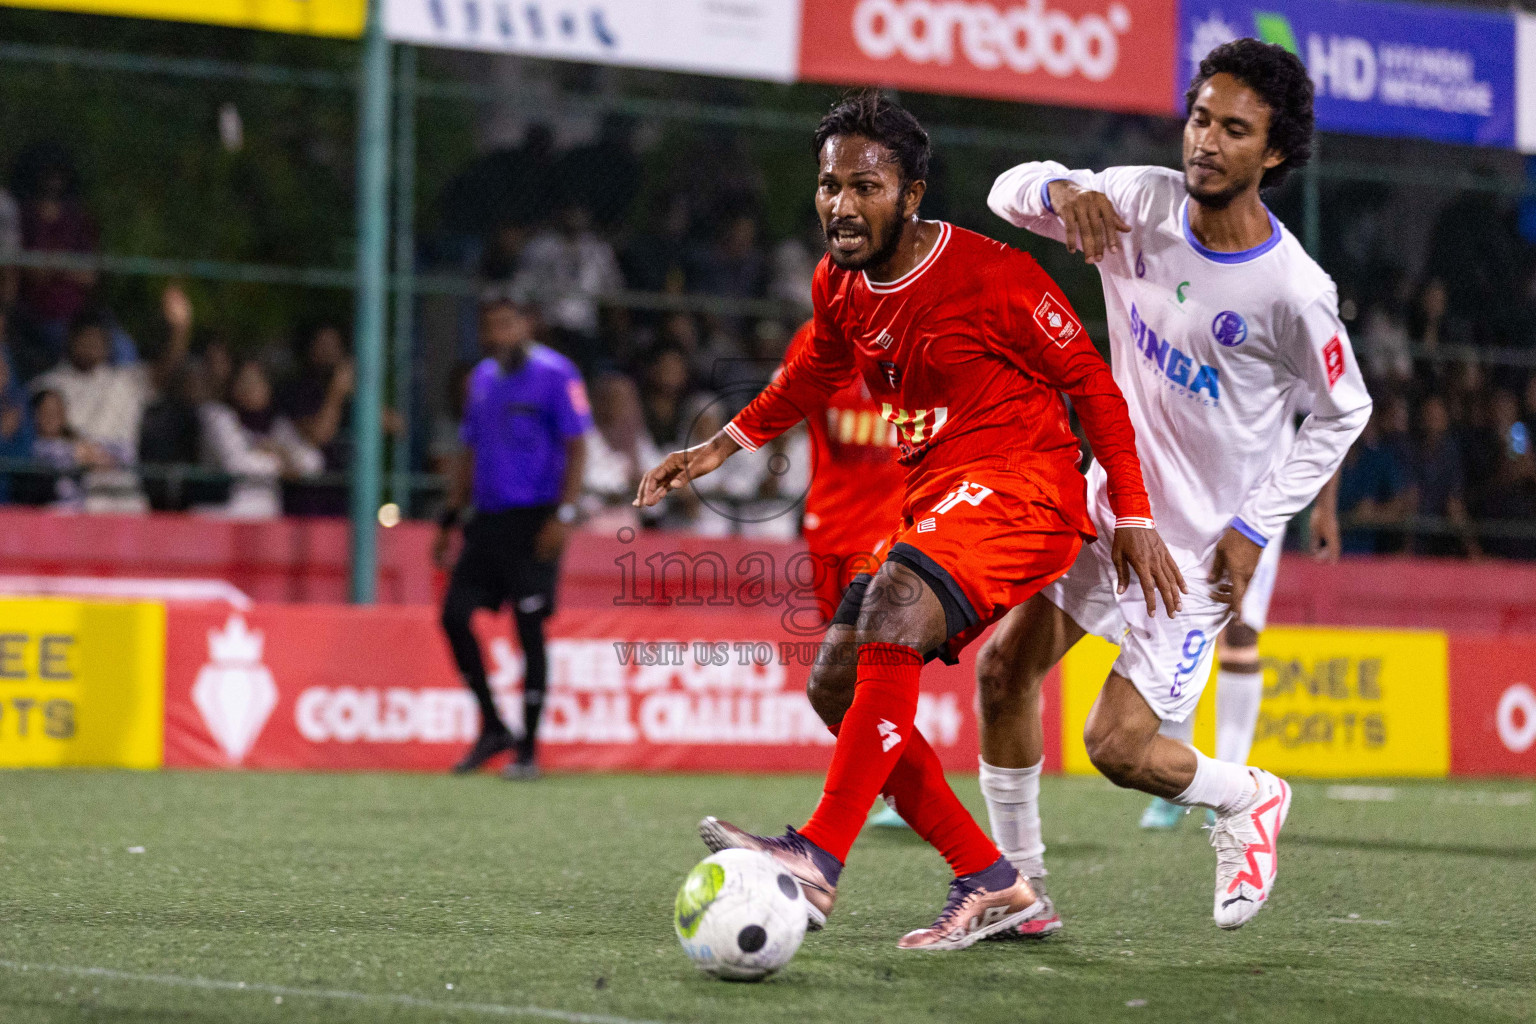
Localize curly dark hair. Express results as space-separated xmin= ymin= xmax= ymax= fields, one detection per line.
xmin=1185 ymin=39 xmax=1314 ymax=190
xmin=813 ymin=89 xmax=930 ymax=187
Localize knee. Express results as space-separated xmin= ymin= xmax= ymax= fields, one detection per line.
xmin=1084 ymin=718 xmax=1146 ymax=787
xmin=806 ymin=657 xmax=856 ymax=727
xmin=974 ymin=640 xmax=1040 ymax=728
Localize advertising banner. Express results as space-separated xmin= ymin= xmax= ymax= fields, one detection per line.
xmin=383 ymin=0 xmax=801 ymax=82
xmin=0 ymin=598 xmax=164 ymax=768
xmin=162 ymin=603 xmax=1054 ymax=773
xmin=1179 ymin=0 xmax=1517 ymax=148
xmin=1449 ymin=635 xmax=1536 ymax=776
xmin=798 ymin=0 xmax=1177 ymax=115
xmin=0 ymin=0 xmax=365 ymax=36
xmin=1060 ymin=627 xmax=1449 ymax=778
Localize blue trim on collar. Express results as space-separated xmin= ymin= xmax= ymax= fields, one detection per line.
xmin=1230 ymin=516 xmax=1269 ymax=547
xmin=1181 ymin=199 xmax=1282 ymax=264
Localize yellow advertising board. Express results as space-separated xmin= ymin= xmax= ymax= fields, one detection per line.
xmin=0 ymin=598 xmax=165 ymax=769
xmin=1059 ymin=627 xmax=1449 ymax=778
xmin=0 ymin=0 xmax=365 ymax=37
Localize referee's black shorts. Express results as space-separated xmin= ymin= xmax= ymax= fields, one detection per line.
xmin=446 ymin=505 xmax=561 ymax=618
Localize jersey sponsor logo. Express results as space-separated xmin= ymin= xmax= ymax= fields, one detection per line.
xmin=1176 ymin=280 xmax=1191 ymax=303
xmin=916 ymin=517 xmax=937 ymax=533
xmin=1322 ymin=334 xmax=1346 ymax=389
xmin=827 ymin=407 xmax=898 ymax=449
xmin=1212 ymin=310 xmax=1248 ymax=347
xmin=932 ymin=480 xmax=994 ymax=514
xmin=873 ymin=328 xmax=896 ymax=349
xmin=1129 ymin=304 xmax=1221 ymax=406
xmin=1033 ymin=292 xmax=1083 ymax=347
xmin=880 ymin=404 xmax=949 ymax=453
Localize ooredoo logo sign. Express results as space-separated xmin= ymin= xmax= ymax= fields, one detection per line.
xmin=801 ymin=0 xmax=1177 ymax=114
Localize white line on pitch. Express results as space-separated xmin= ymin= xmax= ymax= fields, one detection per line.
xmin=1325 ymin=785 xmax=1398 ymax=802
xmin=0 ymin=960 xmax=674 ymax=1024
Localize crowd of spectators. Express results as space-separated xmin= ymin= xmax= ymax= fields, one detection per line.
xmin=1 ymin=129 xmax=1533 ymax=557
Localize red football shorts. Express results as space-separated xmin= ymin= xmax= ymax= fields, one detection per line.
xmin=873 ymin=470 xmax=1086 ymax=659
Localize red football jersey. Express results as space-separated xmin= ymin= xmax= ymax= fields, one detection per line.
xmin=726 ymin=223 xmax=1152 ymax=538
xmin=790 ymin=322 xmax=908 ymax=562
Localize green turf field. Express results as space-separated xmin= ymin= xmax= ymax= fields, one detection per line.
xmin=0 ymin=771 xmax=1531 ymax=1023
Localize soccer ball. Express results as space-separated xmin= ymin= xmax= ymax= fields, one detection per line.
xmin=673 ymin=848 xmax=809 ymax=981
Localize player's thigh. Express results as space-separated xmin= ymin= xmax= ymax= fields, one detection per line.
xmin=976 ymin=594 xmax=1088 ymax=703
xmin=1113 ymin=583 xmax=1231 ymax=725
xmin=853 ymin=558 xmax=949 ymax=653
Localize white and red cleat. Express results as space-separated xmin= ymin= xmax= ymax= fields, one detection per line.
xmin=1210 ymin=769 xmax=1292 ymax=929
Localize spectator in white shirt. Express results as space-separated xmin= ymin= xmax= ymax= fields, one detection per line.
xmin=512 ymin=204 xmax=623 ymax=344
xmin=198 ymin=359 xmax=323 ymax=519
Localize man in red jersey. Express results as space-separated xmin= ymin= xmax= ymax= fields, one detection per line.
xmin=636 ymin=91 xmax=1185 ymax=952
xmin=788 ymin=319 xmax=909 ymax=625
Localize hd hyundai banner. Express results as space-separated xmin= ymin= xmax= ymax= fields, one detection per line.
xmin=1179 ymin=0 xmax=1518 ymax=148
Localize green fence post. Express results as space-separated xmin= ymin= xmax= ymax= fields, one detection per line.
xmin=350 ymin=0 xmax=392 ymax=604
xmin=390 ymin=43 xmax=417 ymax=513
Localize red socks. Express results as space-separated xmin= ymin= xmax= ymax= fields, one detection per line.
xmin=801 ymin=643 xmax=922 ymax=862
xmin=801 ymin=643 xmax=1005 ymax=878
xmin=880 ymin=728 xmax=1001 ymax=877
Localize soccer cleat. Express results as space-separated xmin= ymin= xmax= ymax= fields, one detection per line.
xmin=985 ymin=877 xmax=1062 ymax=940
xmin=867 ymin=800 xmax=908 ymax=829
xmin=698 ymin=818 xmax=838 ymax=931
xmin=1210 ymin=769 xmax=1292 ymax=930
xmin=897 ymin=857 xmax=1042 ymax=951
xmin=451 ymin=729 xmax=513 ymax=774
xmin=1139 ymin=796 xmax=1188 ymax=830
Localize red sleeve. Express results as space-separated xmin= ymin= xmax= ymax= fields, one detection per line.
xmin=725 ymin=264 xmax=856 ymax=452
xmin=998 ymin=255 xmax=1153 ymax=524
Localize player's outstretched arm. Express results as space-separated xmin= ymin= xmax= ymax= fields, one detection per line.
xmin=634 ymin=431 xmax=740 ymax=509
xmin=1113 ymin=525 xmax=1188 ymax=618
xmin=989 ymin=161 xmax=1128 ymax=263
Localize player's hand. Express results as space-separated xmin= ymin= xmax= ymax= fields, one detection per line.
xmin=432 ymin=526 xmax=454 ymax=571
xmin=1048 ymin=181 xmax=1130 ymax=266
xmin=1113 ymin=526 xmax=1187 ymax=617
xmin=534 ymin=518 xmax=568 ymax=562
xmin=1309 ymin=504 xmax=1341 ymax=563
xmin=1209 ymin=528 xmax=1264 ymax=613
xmin=634 ymin=431 xmax=740 ymax=508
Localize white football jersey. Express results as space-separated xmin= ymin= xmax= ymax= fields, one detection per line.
xmin=990 ymin=162 xmax=1371 ymax=559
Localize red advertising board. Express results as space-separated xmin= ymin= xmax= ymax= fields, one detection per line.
xmin=798 ymin=0 xmax=1178 ymax=115
xmin=1449 ymin=634 xmax=1536 ymax=777
xmin=164 ymin=602 xmax=1062 ymax=774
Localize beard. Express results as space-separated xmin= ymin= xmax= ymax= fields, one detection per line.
xmin=1183 ymin=168 xmax=1255 ymax=210
xmin=824 ymin=194 xmax=908 ymax=271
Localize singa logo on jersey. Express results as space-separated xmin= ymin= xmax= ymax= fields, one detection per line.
xmin=1129 ymin=304 xmax=1220 ymax=407
xmin=1212 ymin=311 xmax=1248 ymax=347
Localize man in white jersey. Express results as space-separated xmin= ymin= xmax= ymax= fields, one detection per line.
xmin=972 ymin=39 xmax=1371 ymax=932
xmin=1139 ymin=452 xmax=1341 ymax=831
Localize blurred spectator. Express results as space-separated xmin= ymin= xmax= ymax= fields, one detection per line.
xmin=20 ymin=388 xmax=116 ymax=508
xmin=512 ymin=205 xmax=623 ymax=361
xmin=640 ymin=342 xmax=697 ymax=451
xmin=198 ymin=359 xmax=322 ymax=519
xmin=1469 ymin=389 xmax=1536 ymax=559
xmin=769 ymin=225 xmax=820 ymax=308
xmin=557 ymin=114 xmax=642 ymax=233
xmin=1336 ymin=406 xmax=1410 ymax=554
xmin=1524 ymin=375 xmax=1536 ymax=437
xmin=0 ymin=342 xmax=31 ymax=502
xmin=1422 ymin=185 xmax=1522 ymax=347
xmin=690 ymin=211 xmax=767 ymax=301
xmin=279 ymin=322 xmax=354 ymax=468
xmin=583 ymin=374 xmax=659 ymax=502
xmin=622 ymin=193 xmax=692 ymax=295
xmin=1407 ymin=395 xmax=1479 ymax=558
xmin=1354 ymin=272 xmax=1412 ymax=384
xmin=33 ymin=310 xmax=156 ymax=462
xmin=428 ymin=361 xmax=472 ymax=478
xmin=440 ymin=123 xmax=557 ymax=239
xmin=11 ymin=145 xmax=100 ymax=379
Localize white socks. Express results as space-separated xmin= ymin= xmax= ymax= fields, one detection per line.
xmin=1172 ymin=748 xmax=1258 ymax=815
xmin=979 ymin=758 xmax=1047 ymax=878
xmin=1216 ymin=668 xmax=1264 ymax=765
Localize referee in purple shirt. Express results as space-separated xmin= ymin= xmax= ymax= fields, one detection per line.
xmin=435 ymin=291 xmax=590 ymax=779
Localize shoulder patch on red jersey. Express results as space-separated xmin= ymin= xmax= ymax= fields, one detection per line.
xmin=1033 ymin=292 xmax=1083 ymax=348
xmin=1322 ymin=335 xmax=1346 ymax=389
